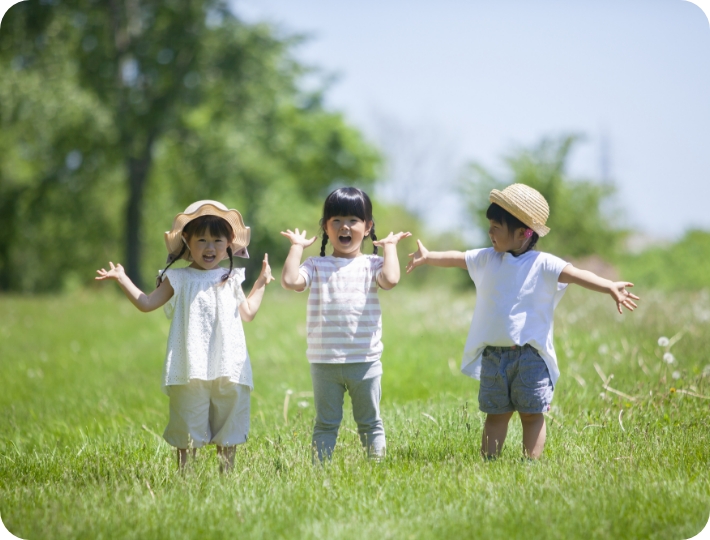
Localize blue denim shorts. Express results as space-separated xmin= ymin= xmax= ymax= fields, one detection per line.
xmin=478 ymin=345 xmax=554 ymax=414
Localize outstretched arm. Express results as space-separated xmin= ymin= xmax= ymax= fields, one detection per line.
xmin=239 ymin=254 xmax=275 ymax=322
xmin=95 ymin=262 xmax=174 ymax=312
xmin=280 ymin=228 xmax=317 ymax=292
xmin=558 ymin=264 xmax=639 ymax=314
xmin=405 ymin=239 xmax=467 ymax=273
xmin=373 ymin=231 xmax=412 ymax=289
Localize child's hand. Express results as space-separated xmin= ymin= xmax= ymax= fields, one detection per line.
xmin=280 ymin=228 xmax=317 ymax=248
xmin=609 ymin=282 xmax=640 ymax=314
xmin=258 ymin=254 xmax=276 ymax=286
xmin=406 ymin=240 xmax=429 ymax=273
xmin=95 ymin=262 xmax=127 ymax=282
xmin=373 ymin=231 xmax=412 ymax=247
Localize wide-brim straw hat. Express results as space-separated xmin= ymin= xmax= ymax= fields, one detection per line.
xmin=164 ymin=200 xmax=251 ymax=263
xmin=489 ymin=183 xmax=551 ymax=237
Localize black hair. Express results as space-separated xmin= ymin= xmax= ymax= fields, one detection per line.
xmin=319 ymin=187 xmax=378 ymax=256
xmin=156 ymin=214 xmax=234 ymax=288
xmin=485 ymin=203 xmax=539 ymax=257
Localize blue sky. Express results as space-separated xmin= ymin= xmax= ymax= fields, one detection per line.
xmin=235 ymin=0 xmax=710 ymax=242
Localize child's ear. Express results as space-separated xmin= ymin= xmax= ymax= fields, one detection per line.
xmin=365 ymin=220 xmax=374 ymax=236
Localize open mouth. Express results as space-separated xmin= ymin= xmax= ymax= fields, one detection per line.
xmin=338 ymin=235 xmax=352 ymax=245
xmin=203 ymin=255 xmax=216 ymax=263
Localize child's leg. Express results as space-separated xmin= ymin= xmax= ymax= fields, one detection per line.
xmin=481 ymin=412 xmax=514 ymax=458
xmin=216 ymin=446 xmax=236 ymax=472
xmin=346 ymin=362 xmax=385 ymax=458
xmin=310 ymin=364 xmax=346 ymax=462
xmin=209 ymin=379 xmax=251 ymax=473
xmin=177 ymin=448 xmax=196 ymax=469
xmin=519 ymin=412 xmax=546 ymax=459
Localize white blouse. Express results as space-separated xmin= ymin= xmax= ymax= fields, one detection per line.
xmin=160 ymin=267 xmax=252 ymax=393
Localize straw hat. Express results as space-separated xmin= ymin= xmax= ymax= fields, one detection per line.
xmin=164 ymin=200 xmax=250 ymax=262
xmin=489 ymin=184 xmax=550 ymax=237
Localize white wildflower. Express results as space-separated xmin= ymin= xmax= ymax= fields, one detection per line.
xmin=598 ymin=344 xmax=609 ymax=355
xmin=672 ymin=371 xmax=681 ymax=380
xmin=663 ymin=352 xmax=675 ymax=364
xmin=657 ymin=336 xmax=669 ymax=347
xmin=297 ymin=400 xmax=309 ymax=408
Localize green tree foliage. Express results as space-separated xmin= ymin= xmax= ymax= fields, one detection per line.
xmin=460 ymin=134 xmax=626 ymax=259
xmin=618 ymin=230 xmax=710 ymax=291
xmin=0 ymin=0 xmax=380 ymax=291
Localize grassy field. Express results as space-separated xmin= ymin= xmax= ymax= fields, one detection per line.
xmin=1 ymin=281 xmax=709 ymax=539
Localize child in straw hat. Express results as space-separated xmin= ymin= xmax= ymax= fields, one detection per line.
xmin=406 ymin=184 xmax=639 ymax=460
xmin=96 ymin=200 xmax=274 ymax=471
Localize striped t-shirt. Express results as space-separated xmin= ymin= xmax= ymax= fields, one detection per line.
xmin=299 ymin=255 xmax=384 ymax=364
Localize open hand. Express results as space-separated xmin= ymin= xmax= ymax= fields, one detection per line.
xmin=610 ymin=282 xmax=640 ymax=314
xmin=372 ymin=231 xmax=411 ymax=247
xmin=406 ymin=240 xmax=429 ymax=273
xmin=280 ymin=228 xmax=317 ymax=248
xmin=259 ymin=254 xmax=276 ymax=285
xmin=95 ymin=262 xmax=126 ymax=282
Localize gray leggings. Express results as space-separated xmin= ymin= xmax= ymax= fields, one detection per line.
xmin=309 ymin=361 xmax=385 ymax=461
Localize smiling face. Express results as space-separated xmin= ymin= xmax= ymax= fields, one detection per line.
xmin=184 ymin=231 xmax=230 ymax=270
xmin=324 ymin=215 xmax=372 ymax=258
xmin=488 ymin=219 xmax=527 ymax=253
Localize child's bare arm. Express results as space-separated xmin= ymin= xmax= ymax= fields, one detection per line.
xmin=95 ymin=262 xmax=174 ymax=312
xmin=373 ymin=231 xmax=412 ymax=289
xmin=406 ymin=240 xmax=467 ymax=273
xmin=280 ymin=228 xmax=316 ymax=292
xmin=239 ymin=254 xmax=275 ymax=322
xmin=558 ymin=264 xmax=639 ymax=314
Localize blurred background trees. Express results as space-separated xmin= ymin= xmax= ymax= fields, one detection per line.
xmin=1 ymin=0 xmax=380 ymax=291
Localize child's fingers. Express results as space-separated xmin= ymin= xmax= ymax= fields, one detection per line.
xmin=264 ymin=253 xmax=269 ymax=264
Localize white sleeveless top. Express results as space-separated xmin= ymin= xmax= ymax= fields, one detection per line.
xmin=160 ymin=267 xmax=252 ymax=393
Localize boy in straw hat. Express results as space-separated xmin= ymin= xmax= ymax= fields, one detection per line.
xmin=406 ymin=184 xmax=639 ymax=460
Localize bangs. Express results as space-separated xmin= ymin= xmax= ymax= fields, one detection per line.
xmin=486 ymin=203 xmax=525 ymax=232
xmin=184 ymin=215 xmax=233 ymax=240
xmin=322 ymin=187 xmax=370 ymax=222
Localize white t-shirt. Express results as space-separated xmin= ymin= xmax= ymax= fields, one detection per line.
xmin=160 ymin=267 xmax=252 ymax=394
xmin=299 ymin=255 xmax=384 ymax=364
xmin=462 ymin=248 xmax=569 ymax=386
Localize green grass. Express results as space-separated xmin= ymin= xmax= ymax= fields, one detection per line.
xmin=1 ymin=283 xmax=709 ymax=539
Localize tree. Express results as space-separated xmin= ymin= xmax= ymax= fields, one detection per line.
xmin=460 ymin=134 xmax=626 ymax=259
xmin=0 ymin=0 xmax=380 ymax=291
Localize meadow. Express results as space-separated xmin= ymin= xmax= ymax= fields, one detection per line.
xmin=1 ymin=281 xmax=709 ymax=539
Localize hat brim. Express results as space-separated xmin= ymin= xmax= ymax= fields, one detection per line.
xmin=164 ymin=203 xmax=251 ymax=262
xmin=489 ymin=190 xmax=550 ymax=237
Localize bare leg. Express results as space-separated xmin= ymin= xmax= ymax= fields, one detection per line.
xmin=177 ymin=448 xmax=196 ymax=469
xmin=216 ymin=446 xmax=236 ymax=473
xmin=481 ymin=412 xmax=514 ymax=458
xmin=519 ymin=412 xmax=546 ymax=459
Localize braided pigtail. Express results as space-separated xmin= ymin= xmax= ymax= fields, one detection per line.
xmin=220 ymin=246 xmax=234 ymax=283
xmin=370 ymin=225 xmax=378 ymax=255
xmin=320 ymin=233 xmax=329 ymax=257
xmin=156 ymin=244 xmax=186 ymax=288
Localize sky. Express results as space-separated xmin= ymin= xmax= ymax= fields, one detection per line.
xmin=234 ymin=0 xmax=710 ymax=242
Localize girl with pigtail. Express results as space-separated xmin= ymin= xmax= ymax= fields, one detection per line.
xmin=96 ymin=200 xmax=274 ymax=471
xmin=281 ymin=187 xmax=411 ymax=461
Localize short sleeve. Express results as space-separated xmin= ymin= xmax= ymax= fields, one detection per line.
xmin=298 ymin=257 xmax=316 ymax=291
xmin=229 ymin=268 xmax=247 ymax=305
xmin=542 ymin=253 xmax=570 ymax=281
xmin=162 ymin=269 xmax=180 ymax=319
xmin=371 ymin=255 xmax=385 ymax=289
xmin=464 ymin=248 xmax=491 ymax=285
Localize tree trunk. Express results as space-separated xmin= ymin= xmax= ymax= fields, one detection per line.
xmin=124 ymin=145 xmax=154 ymax=289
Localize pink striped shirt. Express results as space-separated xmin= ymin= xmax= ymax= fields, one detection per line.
xmin=299 ymin=255 xmax=384 ymax=363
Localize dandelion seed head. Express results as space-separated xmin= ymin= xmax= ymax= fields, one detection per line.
xmin=663 ymin=352 xmax=675 ymax=364
xmin=658 ymin=337 xmax=670 ymax=347
xmin=599 ymin=392 xmax=606 ymax=399
xmin=672 ymin=371 xmax=681 ymax=380
xmin=598 ymin=344 xmax=609 ymax=355
xmin=297 ymin=400 xmax=309 ymax=408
